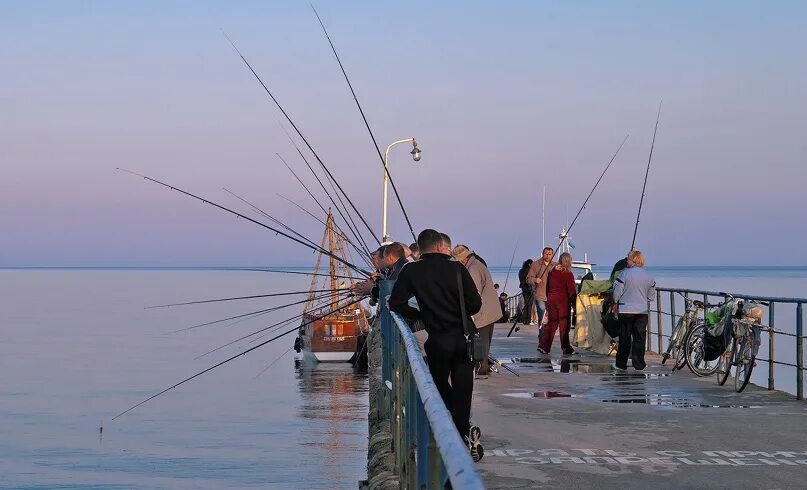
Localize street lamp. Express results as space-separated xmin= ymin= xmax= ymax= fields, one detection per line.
xmin=383 ymin=138 xmax=421 ymax=242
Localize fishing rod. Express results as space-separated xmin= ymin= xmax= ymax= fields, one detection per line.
xmin=222 ymin=32 xmax=381 ymax=247
xmin=311 ymin=5 xmax=418 ymax=243
xmin=222 ymin=187 xmax=322 ymax=252
xmin=112 ymin=296 xmax=365 ymax=420
xmin=488 ymin=355 xmax=520 ymax=377
xmin=501 ymin=238 xmax=520 ymax=293
xmin=275 ymin=150 xmax=372 ymax=260
xmin=194 ymin=293 xmax=357 ymax=359
xmin=174 ymin=289 xmax=348 ymax=333
xmin=277 ymin=193 xmax=369 ymax=266
xmin=235 ymin=268 xmax=362 ymax=280
xmin=277 ymin=128 xmax=373 ymax=258
xmin=507 ymin=135 xmax=629 ymax=337
xmin=148 ymin=287 xmax=346 ymax=309
xmin=630 ymin=100 xmax=662 ymax=252
xmin=117 ymin=168 xmax=369 ymax=278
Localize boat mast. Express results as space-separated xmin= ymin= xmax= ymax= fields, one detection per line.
xmin=327 ymin=209 xmax=338 ymax=310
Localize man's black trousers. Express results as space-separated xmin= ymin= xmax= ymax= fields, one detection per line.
xmin=425 ymin=332 xmax=474 ymax=437
xmin=616 ymin=313 xmax=648 ymax=370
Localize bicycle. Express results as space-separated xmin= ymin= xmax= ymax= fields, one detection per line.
xmin=715 ymin=297 xmax=766 ymax=392
xmin=661 ymin=294 xmax=717 ymax=372
xmin=680 ymin=300 xmax=725 ymax=377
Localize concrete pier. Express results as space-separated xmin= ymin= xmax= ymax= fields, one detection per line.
xmin=473 ymin=324 xmax=807 ymax=489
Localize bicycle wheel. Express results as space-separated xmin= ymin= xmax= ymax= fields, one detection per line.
xmin=717 ymin=337 xmax=736 ymax=386
xmin=734 ymin=336 xmax=755 ymax=393
xmin=684 ymin=324 xmax=720 ymax=377
xmin=663 ymin=316 xmax=685 ymax=367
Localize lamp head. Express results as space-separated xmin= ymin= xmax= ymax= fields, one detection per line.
xmin=410 ymin=140 xmax=421 ymax=162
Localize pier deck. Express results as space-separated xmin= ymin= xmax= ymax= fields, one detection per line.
xmin=473 ymin=324 xmax=807 ymax=489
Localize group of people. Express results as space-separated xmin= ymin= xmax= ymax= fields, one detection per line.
xmin=349 ymin=230 xmax=496 ymax=462
xmin=517 ymin=247 xmax=578 ymax=356
xmin=353 ymin=229 xmax=656 ymax=464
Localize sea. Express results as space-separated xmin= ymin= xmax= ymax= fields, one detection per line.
xmin=1 ymin=266 xmax=806 ymax=489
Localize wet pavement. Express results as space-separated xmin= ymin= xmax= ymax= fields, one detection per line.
xmin=473 ymin=324 xmax=807 ymax=489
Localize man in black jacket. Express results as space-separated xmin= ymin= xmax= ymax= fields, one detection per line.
xmin=388 ymin=229 xmax=483 ymax=459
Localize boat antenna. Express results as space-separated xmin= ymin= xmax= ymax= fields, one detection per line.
xmin=222 ymin=31 xmax=381 ymax=247
xmin=630 ymin=99 xmax=662 ymax=252
xmin=112 ymin=296 xmax=364 ymax=420
xmin=310 ymin=5 xmax=418 ymax=243
xmin=507 ymin=134 xmax=628 ymax=337
xmin=116 ymin=168 xmax=369 ymax=278
xmin=501 ymin=238 xmax=520 ymax=294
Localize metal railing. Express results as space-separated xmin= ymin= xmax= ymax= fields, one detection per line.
xmin=378 ymin=280 xmax=484 ymax=490
xmin=653 ymin=287 xmax=806 ymax=400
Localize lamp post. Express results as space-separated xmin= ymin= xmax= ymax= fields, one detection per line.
xmin=382 ymin=138 xmax=421 ymax=243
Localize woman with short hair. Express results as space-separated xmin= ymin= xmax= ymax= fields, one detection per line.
xmin=612 ymin=249 xmax=656 ymax=370
xmin=538 ymin=252 xmax=577 ymax=355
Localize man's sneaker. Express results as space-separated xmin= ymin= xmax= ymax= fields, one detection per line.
xmin=467 ymin=426 xmax=483 ymax=462
xmin=537 ymin=347 xmax=548 ymax=355
xmin=612 ymin=363 xmax=627 ymax=372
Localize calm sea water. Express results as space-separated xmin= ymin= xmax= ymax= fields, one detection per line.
xmin=0 ymin=270 xmax=368 ymax=489
xmin=1 ymin=267 xmax=806 ymax=489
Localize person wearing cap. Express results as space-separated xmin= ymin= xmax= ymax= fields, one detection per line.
xmin=452 ymin=244 xmax=501 ymax=378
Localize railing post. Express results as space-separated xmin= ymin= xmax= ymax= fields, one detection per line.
xmin=656 ymin=289 xmax=663 ymax=354
xmin=797 ymin=303 xmax=803 ymax=401
xmin=768 ymin=302 xmax=775 ymax=390
xmin=379 ymin=280 xmax=394 ymax=419
xmin=667 ymin=292 xmax=676 ymax=354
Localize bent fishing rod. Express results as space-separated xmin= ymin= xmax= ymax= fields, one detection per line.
xmin=311 ymin=5 xmax=417 ymax=243
xmin=237 ymin=268 xmax=361 ymax=280
xmin=222 ymin=187 xmax=322 ymax=252
xmin=117 ymin=168 xmax=369 ymax=278
xmin=630 ymin=99 xmax=662 ymax=252
xmin=276 ymin=149 xmax=371 ymax=259
xmin=197 ymin=291 xmax=360 ymax=357
xmin=279 ymin=131 xmax=373 ymax=258
xmin=277 ymin=126 xmax=372 ymax=257
xmin=507 ymin=134 xmax=629 ymax=337
xmin=194 ymin=293 xmax=349 ymax=359
xmin=112 ymin=296 xmax=364 ymax=420
xmin=148 ymin=287 xmax=346 ymax=309
xmin=173 ymin=289 xmax=348 ymax=333
xmin=222 ymin=32 xmax=381 ymax=248
xmin=274 ymin=149 xmax=369 ymax=259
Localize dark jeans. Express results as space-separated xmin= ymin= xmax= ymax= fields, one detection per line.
xmin=425 ymin=332 xmax=474 ymax=436
xmin=476 ymin=324 xmax=494 ymax=374
xmin=616 ymin=313 xmax=648 ymax=370
xmin=520 ymin=289 xmax=532 ymax=323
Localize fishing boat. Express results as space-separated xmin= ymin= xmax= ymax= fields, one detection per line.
xmin=294 ymin=211 xmax=369 ymax=363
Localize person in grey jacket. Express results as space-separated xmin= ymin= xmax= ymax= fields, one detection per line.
xmin=453 ymin=244 xmax=501 ymax=378
xmin=612 ymin=249 xmax=656 ymax=370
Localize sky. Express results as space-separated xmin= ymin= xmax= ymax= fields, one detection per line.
xmin=2 ymin=1 xmax=806 ymax=267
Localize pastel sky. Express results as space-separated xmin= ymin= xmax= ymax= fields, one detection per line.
xmin=2 ymin=1 xmax=805 ymax=267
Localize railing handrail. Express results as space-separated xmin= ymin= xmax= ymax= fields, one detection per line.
xmin=390 ymin=311 xmax=485 ymax=489
xmin=656 ymin=286 xmax=807 ymax=304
